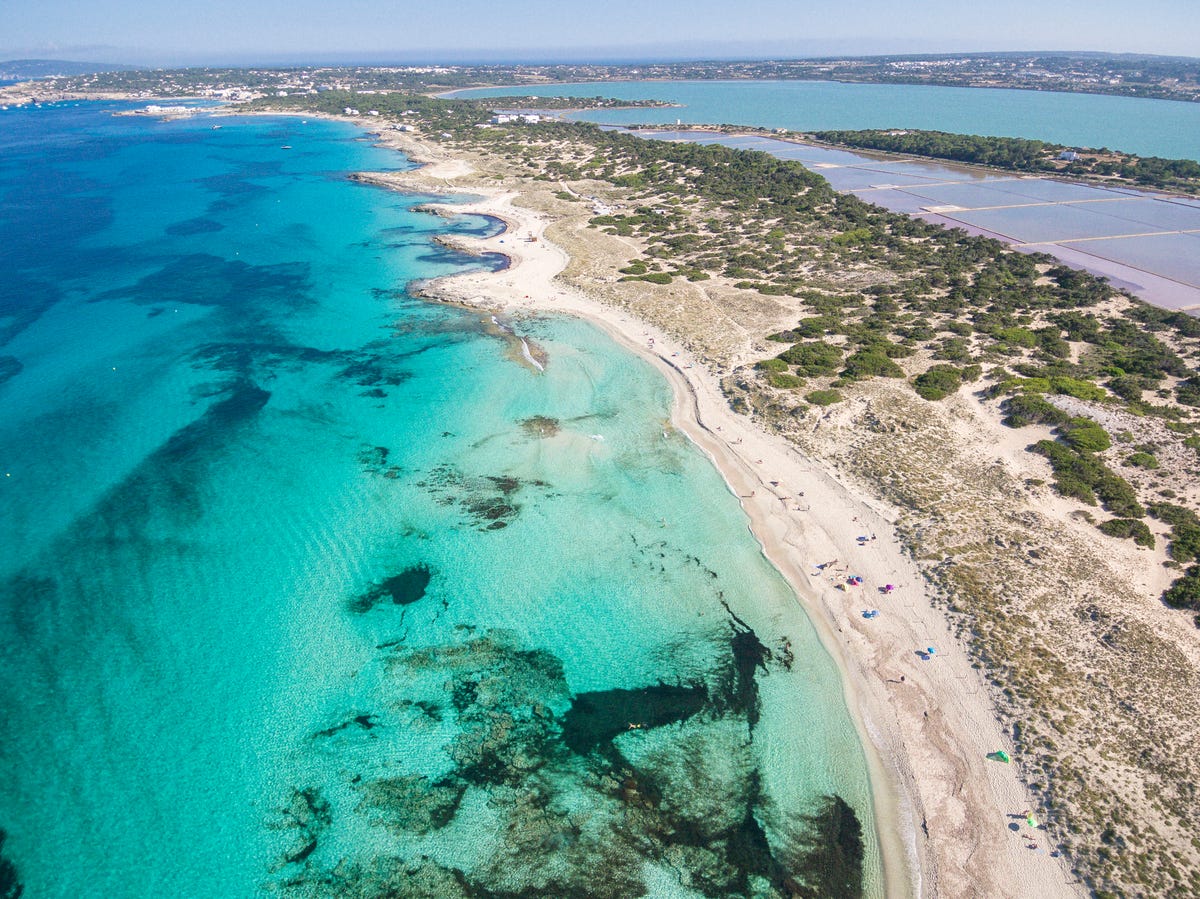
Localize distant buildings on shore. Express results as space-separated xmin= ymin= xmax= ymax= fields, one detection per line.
xmin=489 ymin=113 xmax=542 ymax=125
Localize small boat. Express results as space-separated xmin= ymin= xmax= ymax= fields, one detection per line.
xmin=280 ymin=145 xmax=292 ymax=149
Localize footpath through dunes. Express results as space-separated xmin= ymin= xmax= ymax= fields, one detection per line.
xmin=367 ymin=131 xmax=1090 ymax=899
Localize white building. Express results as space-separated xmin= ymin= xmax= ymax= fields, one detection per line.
xmin=489 ymin=113 xmax=542 ymax=125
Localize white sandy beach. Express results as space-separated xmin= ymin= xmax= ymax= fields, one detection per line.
xmin=359 ymin=143 xmax=1086 ymax=899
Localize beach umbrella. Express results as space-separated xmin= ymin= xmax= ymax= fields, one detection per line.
xmin=986 ymin=750 xmax=1010 ymax=763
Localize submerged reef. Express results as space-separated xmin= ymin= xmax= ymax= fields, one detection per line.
xmin=721 ymin=600 xmax=774 ymax=732
xmin=0 ymin=275 xmax=63 ymax=346
xmin=416 ymin=465 xmax=550 ymax=531
xmin=269 ymin=619 xmax=865 ymax=898
xmin=312 ymin=714 xmax=379 ymax=740
xmin=268 ymin=788 xmax=331 ymax=872
xmin=518 ymin=416 xmax=560 ymax=438
xmin=164 ymin=216 xmax=224 ymax=236
xmin=97 ymin=253 xmax=311 ymax=311
xmin=0 ymin=356 xmax=21 ymax=387
xmin=561 ymin=683 xmax=708 ymax=755
xmin=781 ymin=796 xmax=865 ymax=899
xmin=356 ymin=444 xmax=403 ymax=479
xmin=357 ymin=775 xmax=466 ymax=835
xmin=0 ymin=829 xmax=22 ymax=899
xmin=350 ymin=565 xmax=434 ymax=613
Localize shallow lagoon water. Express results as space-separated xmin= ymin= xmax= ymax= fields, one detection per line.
xmin=456 ymin=79 xmax=1200 ymax=161
xmin=0 ymin=104 xmax=881 ymax=896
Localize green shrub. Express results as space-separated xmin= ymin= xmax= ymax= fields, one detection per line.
xmin=1148 ymin=503 xmax=1200 ymax=563
xmin=1050 ymin=376 xmax=1108 ymax=401
xmin=1032 ymin=440 xmax=1144 ymax=517
xmin=611 ymin=172 xmax=646 ymax=188
xmin=842 ymin=349 xmax=903 ymax=379
xmin=1125 ymin=451 xmax=1158 ymax=470
xmin=1060 ymin=418 xmax=1112 ymax=453
xmin=778 ymin=341 xmax=843 ymax=376
xmin=880 ymin=340 xmax=915 ymax=359
xmin=1097 ymin=518 xmax=1155 ymax=548
xmin=619 ymin=261 xmax=648 ymax=275
xmin=831 ymin=226 xmax=873 ymax=246
xmin=1107 ymin=375 xmax=1146 ymax=403
xmin=995 ymin=326 xmax=1039 ymax=348
xmin=767 ymin=372 xmax=805 ymax=389
xmin=1001 ymin=394 xmax=1068 ymax=428
xmin=806 ymin=389 xmax=844 ymax=406
xmin=990 ymin=376 xmax=1052 ymax=396
xmin=913 ymin=365 xmax=963 ymax=400
xmin=794 ymin=316 xmax=838 ymax=338
xmin=638 ymin=272 xmax=672 ymax=285
xmin=755 ymin=358 xmax=789 ymax=373
xmin=1094 ymin=475 xmax=1144 ymax=518
xmin=934 ymin=338 xmax=972 ymax=362
xmin=1162 ymin=566 xmax=1200 ymax=625
xmin=1036 ymin=328 xmax=1071 ymax=358
xmin=1176 ymin=377 xmax=1200 ymax=407
xmin=1032 ymin=440 xmax=1097 ymax=505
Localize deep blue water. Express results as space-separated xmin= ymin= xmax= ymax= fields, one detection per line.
xmin=0 ymin=102 xmax=880 ymax=896
xmin=455 ymin=80 xmax=1200 ymax=161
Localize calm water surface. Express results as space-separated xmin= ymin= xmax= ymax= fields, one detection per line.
xmin=456 ymin=80 xmax=1200 ymax=161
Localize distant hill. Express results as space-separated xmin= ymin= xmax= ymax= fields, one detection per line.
xmin=0 ymin=59 xmax=139 ymax=79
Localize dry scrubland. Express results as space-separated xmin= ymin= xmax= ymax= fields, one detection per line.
xmin=256 ymin=91 xmax=1200 ymax=897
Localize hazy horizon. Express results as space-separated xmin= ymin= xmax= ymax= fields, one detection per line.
xmin=3 ymin=0 xmax=1197 ymax=68
xmin=7 ymin=46 xmax=1200 ymax=72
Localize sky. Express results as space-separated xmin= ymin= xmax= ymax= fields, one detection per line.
xmin=1 ymin=0 xmax=1198 ymax=65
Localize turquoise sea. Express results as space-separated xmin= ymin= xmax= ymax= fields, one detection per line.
xmin=455 ymin=80 xmax=1200 ymax=162
xmin=0 ymin=103 xmax=881 ymax=896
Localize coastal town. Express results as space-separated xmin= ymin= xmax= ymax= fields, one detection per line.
xmin=3 ymin=51 xmax=1200 ymax=105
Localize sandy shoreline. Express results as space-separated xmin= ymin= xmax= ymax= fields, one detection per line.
xmin=355 ymin=131 xmax=1085 ymax=898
